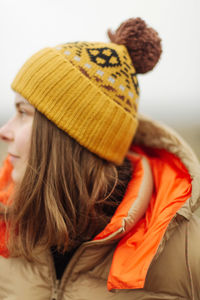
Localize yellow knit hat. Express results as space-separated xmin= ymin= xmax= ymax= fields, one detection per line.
xmin=11 ymin=18 xmax=161 ymax=165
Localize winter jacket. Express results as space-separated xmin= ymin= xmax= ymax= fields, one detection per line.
xmin=0 ymin=115 xmax=200 ymax=300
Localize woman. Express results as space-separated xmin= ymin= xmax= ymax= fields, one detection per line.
xmin=0 ymin=17 xmax=200 ymax=300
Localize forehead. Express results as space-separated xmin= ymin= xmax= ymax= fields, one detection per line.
xmin=14 ymin=93 xmax=29 ymax=105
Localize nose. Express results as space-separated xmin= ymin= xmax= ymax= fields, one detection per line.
xmin=0 ymin=119 xmax=14 ymax=142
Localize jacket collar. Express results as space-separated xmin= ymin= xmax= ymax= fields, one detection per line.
xmin=94 ymin=145 xmax=192 ymax=290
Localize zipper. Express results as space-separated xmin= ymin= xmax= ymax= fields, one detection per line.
xmin=48 ymin=231 xmax=122 ymax=299
xmin=48 ymin=249 xmax=61 ymax=300
xmin=51 ymin=279 xmax=60 ymax=300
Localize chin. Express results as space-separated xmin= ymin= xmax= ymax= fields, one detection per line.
xmin=11 ymin=169 xmax=22 ymax=184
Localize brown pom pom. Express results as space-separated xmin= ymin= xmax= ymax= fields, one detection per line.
xmin=108 ymin=18 xmax=162 ymax=74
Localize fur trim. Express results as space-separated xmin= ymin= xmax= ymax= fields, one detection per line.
xmin=134 ymin=114 xmax=200 ymax=215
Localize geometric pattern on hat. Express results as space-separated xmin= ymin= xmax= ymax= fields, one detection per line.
xmin=55 ymin=42 xmax=139 ymax=115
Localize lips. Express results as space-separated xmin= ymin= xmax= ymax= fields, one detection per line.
xmin=8 ymin=153 xmax=20 ymax=164
xmin=9 ymin=152 xmax=20 ymax=158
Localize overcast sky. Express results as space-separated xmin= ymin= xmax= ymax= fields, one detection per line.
xmin=1 ymin=0 xmax=200 ymax=126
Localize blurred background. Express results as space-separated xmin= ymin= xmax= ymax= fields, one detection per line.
xmin=0 ymin=0 xmax=200 ymax=165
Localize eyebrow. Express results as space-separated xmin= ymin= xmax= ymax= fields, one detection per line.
xmin=15 ymin=101 xmax=31 ymax=109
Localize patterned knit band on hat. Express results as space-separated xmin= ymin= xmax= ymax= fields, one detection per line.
xmin=11 ymin=18 xmax=162 ymax=165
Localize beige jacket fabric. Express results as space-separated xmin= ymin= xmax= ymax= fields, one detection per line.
xmin=0 ymin=115 xmax=200 ymax=300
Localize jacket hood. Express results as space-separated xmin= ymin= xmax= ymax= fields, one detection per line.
xmin=135 ymin=114 xmax=200 ymax=215
xmin=93 ymin=114 xmax=200 ymax=290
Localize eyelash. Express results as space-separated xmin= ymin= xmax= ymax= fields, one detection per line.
xmin=18 ymin=109 xmax=27 ymax=116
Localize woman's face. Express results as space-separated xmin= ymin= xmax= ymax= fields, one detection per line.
xmin=0 ymin=93 xmax=35 ymax=183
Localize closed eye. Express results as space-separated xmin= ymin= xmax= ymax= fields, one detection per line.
xmin=16 ymin=109 xmax=28 ymax=118
xmin=18 ymin=109 xmax=26 ymax=114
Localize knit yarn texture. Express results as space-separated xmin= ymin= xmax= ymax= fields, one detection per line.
xmin=11 ymin=42 xmax=140 ymax=164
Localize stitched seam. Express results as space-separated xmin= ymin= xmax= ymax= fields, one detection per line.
xmin=185 ymin=222 xmax=195 ymax=300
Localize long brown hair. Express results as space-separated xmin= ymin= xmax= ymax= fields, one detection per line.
xmin=6 ymin=110 xmax=132 ymax=261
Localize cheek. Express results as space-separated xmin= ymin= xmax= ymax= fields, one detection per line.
xmin=15 ymin=123 xmax=33 ymax=160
